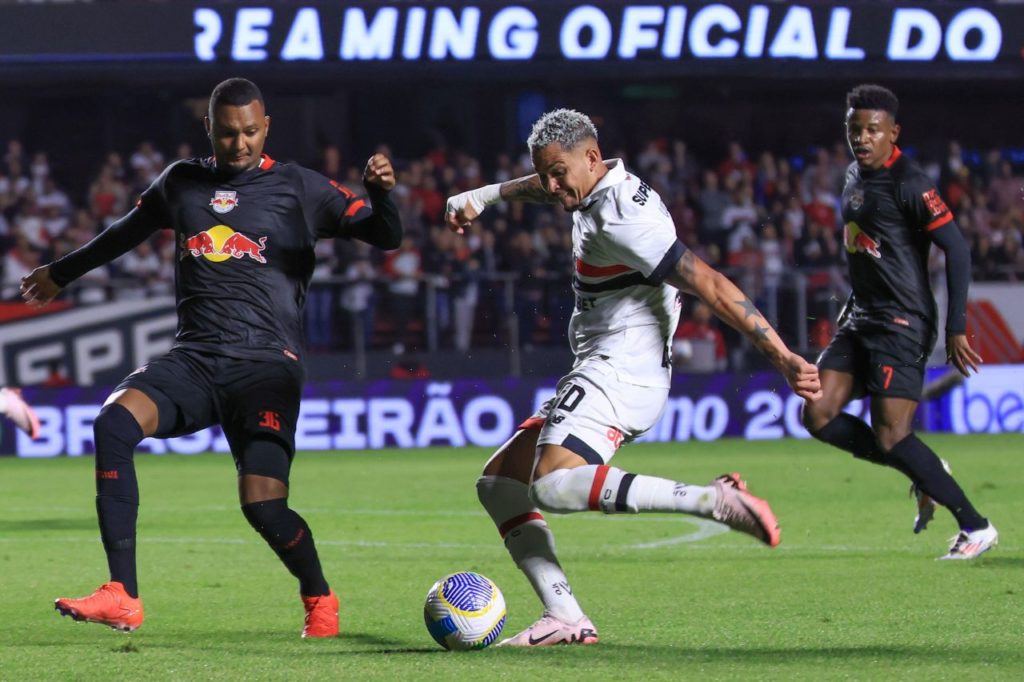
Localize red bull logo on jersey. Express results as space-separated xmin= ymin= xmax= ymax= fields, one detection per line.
xmin=843 ymin=221 xmax=881 ymax=259
xmin=181 ymin=225 xmax=267 ymax=264
xmin=209 ymin=190 xmax=239 ymax=214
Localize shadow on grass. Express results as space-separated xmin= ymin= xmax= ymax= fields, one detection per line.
xmin=0 ymin=518 xmax=95 ymax=532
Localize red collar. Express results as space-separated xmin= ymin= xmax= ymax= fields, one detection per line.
xmin=883 ymin=146 xmax=902 ymax=169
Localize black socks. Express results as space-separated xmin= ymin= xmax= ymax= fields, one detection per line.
xmin=93 ymin=403 xmax=144 ymax=597
xmin=241 ymin=498 xmax=329 ymax=596
xmin=887 ymin=434 xmax=987 ymax=531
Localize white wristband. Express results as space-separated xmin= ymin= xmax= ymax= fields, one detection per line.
xmin=465 ymin=183 xmax=502 ymax=213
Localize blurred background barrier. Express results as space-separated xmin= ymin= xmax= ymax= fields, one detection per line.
xmin=4 ymin=364 xmax=1021 ymax=456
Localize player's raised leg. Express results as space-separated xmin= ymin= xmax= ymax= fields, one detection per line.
xmin=529 ymin=444 xmax=780 ymax=546
xmin=476 ymin=426 xmax=598 ymax=647
xmin=54 ymin=388 xmax=156 ymax=631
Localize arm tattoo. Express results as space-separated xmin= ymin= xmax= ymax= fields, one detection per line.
xmin=751 ymin=324 xmax=770 ymax=344
xmin=679 ymin=251 xmax=696 ymax=285
xmin=734 ymin=297 xmax=760 ymax=320
xmin=500 ymin=176 xmax=557 ymax=204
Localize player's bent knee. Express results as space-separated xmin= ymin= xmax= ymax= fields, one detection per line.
xmin=875 ymin=427 xmax=911 ymax=454
xmin=801 ymin=401 xmax=835 ymax=436
xmin=240 ymin=497 xmax=293 ymax=546
xmin=529 ymin=469 xmax=582 ymax=513
xmin=93 ymin=403 xmax=144 ymax=466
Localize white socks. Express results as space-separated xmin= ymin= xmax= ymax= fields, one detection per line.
xmin=476 ymin=467 xmax=717 ymax=625
xmin=476 ymin=475 xmax=585 ymax=624
xmin=531 ymin=465 xmax=716 ymax=515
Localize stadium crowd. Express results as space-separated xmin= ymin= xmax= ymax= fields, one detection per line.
xmin=2 ymin=135 xmax=1022 ymax=355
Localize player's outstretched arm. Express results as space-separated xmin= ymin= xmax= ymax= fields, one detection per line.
xmin=666 ymin=251 xmax=822 ymax=401
xmin=20 ymin=207 xmax=159 ymax=308
xmin=445 ymin=174 xmax=556 ymax=234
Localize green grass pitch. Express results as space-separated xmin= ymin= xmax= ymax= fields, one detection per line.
xmin=1 ymin=434 xmax=1021 ymax=680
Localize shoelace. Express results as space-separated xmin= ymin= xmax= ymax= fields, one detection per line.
xmin=947 ymin=532 xmax=969 ymax=553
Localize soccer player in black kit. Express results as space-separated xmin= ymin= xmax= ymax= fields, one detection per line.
xmin=20 ymin=78 xmax=402 ymax=634
xmin=802 ymin=84 xmax=997 ymax=560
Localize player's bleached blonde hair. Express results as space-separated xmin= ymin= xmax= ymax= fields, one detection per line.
xmin=527 ymin=109 xmax=598 ymax=154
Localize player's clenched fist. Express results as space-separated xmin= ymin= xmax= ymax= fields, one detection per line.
xmin=363 ymin=153 xmax=396 ymax=191
xmin=782 ymin=353 xmax=822 ymax=401
xmin=445 ymin=183 xmax=501 ymax=234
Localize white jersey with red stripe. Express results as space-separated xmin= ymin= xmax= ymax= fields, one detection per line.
xmin=568 ymin=159 xmax=685 ymax=388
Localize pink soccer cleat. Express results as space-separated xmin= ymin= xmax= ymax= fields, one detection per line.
xmin=710 ymin=473 xmax=781 ymax=547
xmin=939 ymin=523 xmax=998 ymax=560
xmin=1 ymin=387 xmax=40 ymax=440
xmin=496 ymin=613 xmax=599 ymax=647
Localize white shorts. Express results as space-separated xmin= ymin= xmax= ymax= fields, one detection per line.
xmin=521 ymin=356 xmax=669 ymax=464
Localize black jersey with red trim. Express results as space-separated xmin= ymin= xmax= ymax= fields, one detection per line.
xmin=52 ymin=154 xmax=394 ymax=363
xmin=840 ymin=146 xmax=953 ymax=345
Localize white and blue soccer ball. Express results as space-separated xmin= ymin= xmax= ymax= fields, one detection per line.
xmin=423 ymin=571 xmax=506 ymax=650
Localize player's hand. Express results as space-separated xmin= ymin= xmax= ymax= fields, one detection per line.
xmin=946 ymin=334 xmax=982 ymax=377
xmin=363 ymin=153 xmax=395 ymax=191
xmin=20 ymin=265 xmax=61 ymax=308
xmin=782 ymin=352 xmax=823 ymax=401
xmin=444 ymin=191 xmax=481 ymax=235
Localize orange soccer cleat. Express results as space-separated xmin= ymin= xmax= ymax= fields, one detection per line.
xmin=301 ymin=589 xmax=339 ymax=638
xmin=54 ymin=581 xmax=144 ymax=632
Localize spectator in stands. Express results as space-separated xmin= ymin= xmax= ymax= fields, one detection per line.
xmin=673 ymin=300 xmax=727 ymax=372
xmin=383 ymin=235 xmax=422 ymax=354
xmin=339 ymin=242 xmax=377 ymax=351
xmin=698 ymin=169 xmax=730 ymax=252
xmin=129 ymin=141 xmax=164 ymax=186
xmin=3 ymin=139 xmax=27 ymax=174
xmin=722 ymin=183 xmax=762 ymax=256
xmin=88 ymin=164 xmax=128 ymax=224
xmin=114 ymin=238 xmax=162 ymax=299
xmin=717 ymin=140 xmax=757 ymax=186
xmin=971 ymin=231 xmax=1000 ymax=281
xmin=305 ymin=238 xmax=339 ymax=352
xmin=988 ymin=159 xmax=1023 ymax=222
xmin=2 ymin=233 xmax=42 ymax=299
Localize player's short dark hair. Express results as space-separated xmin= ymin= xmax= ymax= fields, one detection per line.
xmin=846 ymin=84 xmax=898 ymax=119
xmin=209 ymin=78 xmax=264 ymax=117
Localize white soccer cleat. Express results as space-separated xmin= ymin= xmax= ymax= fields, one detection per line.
xmin=710 ymin=473 xmax=781 ymax=547
xmin=496 ymin=613 xmax=598 ymax=647
xmin=910 ymin=459 xmax=951 ymax=534
xmin=938 ymin=523 xmax=998 ymax=560
xmin=0 ymin=387 xmax=40 ymax=440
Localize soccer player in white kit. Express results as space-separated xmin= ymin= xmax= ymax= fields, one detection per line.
xmin=446 ymin=110 xmax=821 ymax=647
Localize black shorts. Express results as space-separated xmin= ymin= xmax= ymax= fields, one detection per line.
xmin=817 ymin=325 xmax=929 ymax=401
xmin=116 ymin=348 xmax=305 ymax=475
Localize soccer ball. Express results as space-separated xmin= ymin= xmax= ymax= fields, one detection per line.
xmin=423 ymin=571 xmax=506 ymax=650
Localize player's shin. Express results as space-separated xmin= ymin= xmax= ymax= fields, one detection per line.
xmin=886 ymin=434 xmax=987 ymax=531
xmin=530 ymin=465 xmax=715 ymax=515
xmin=93 ymin=403 xmax=144 ymax=598
xmin=476 ymin=475 xmax=584 ymax=624
xmin=241 ymin=498 xmax=329 ymax=597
